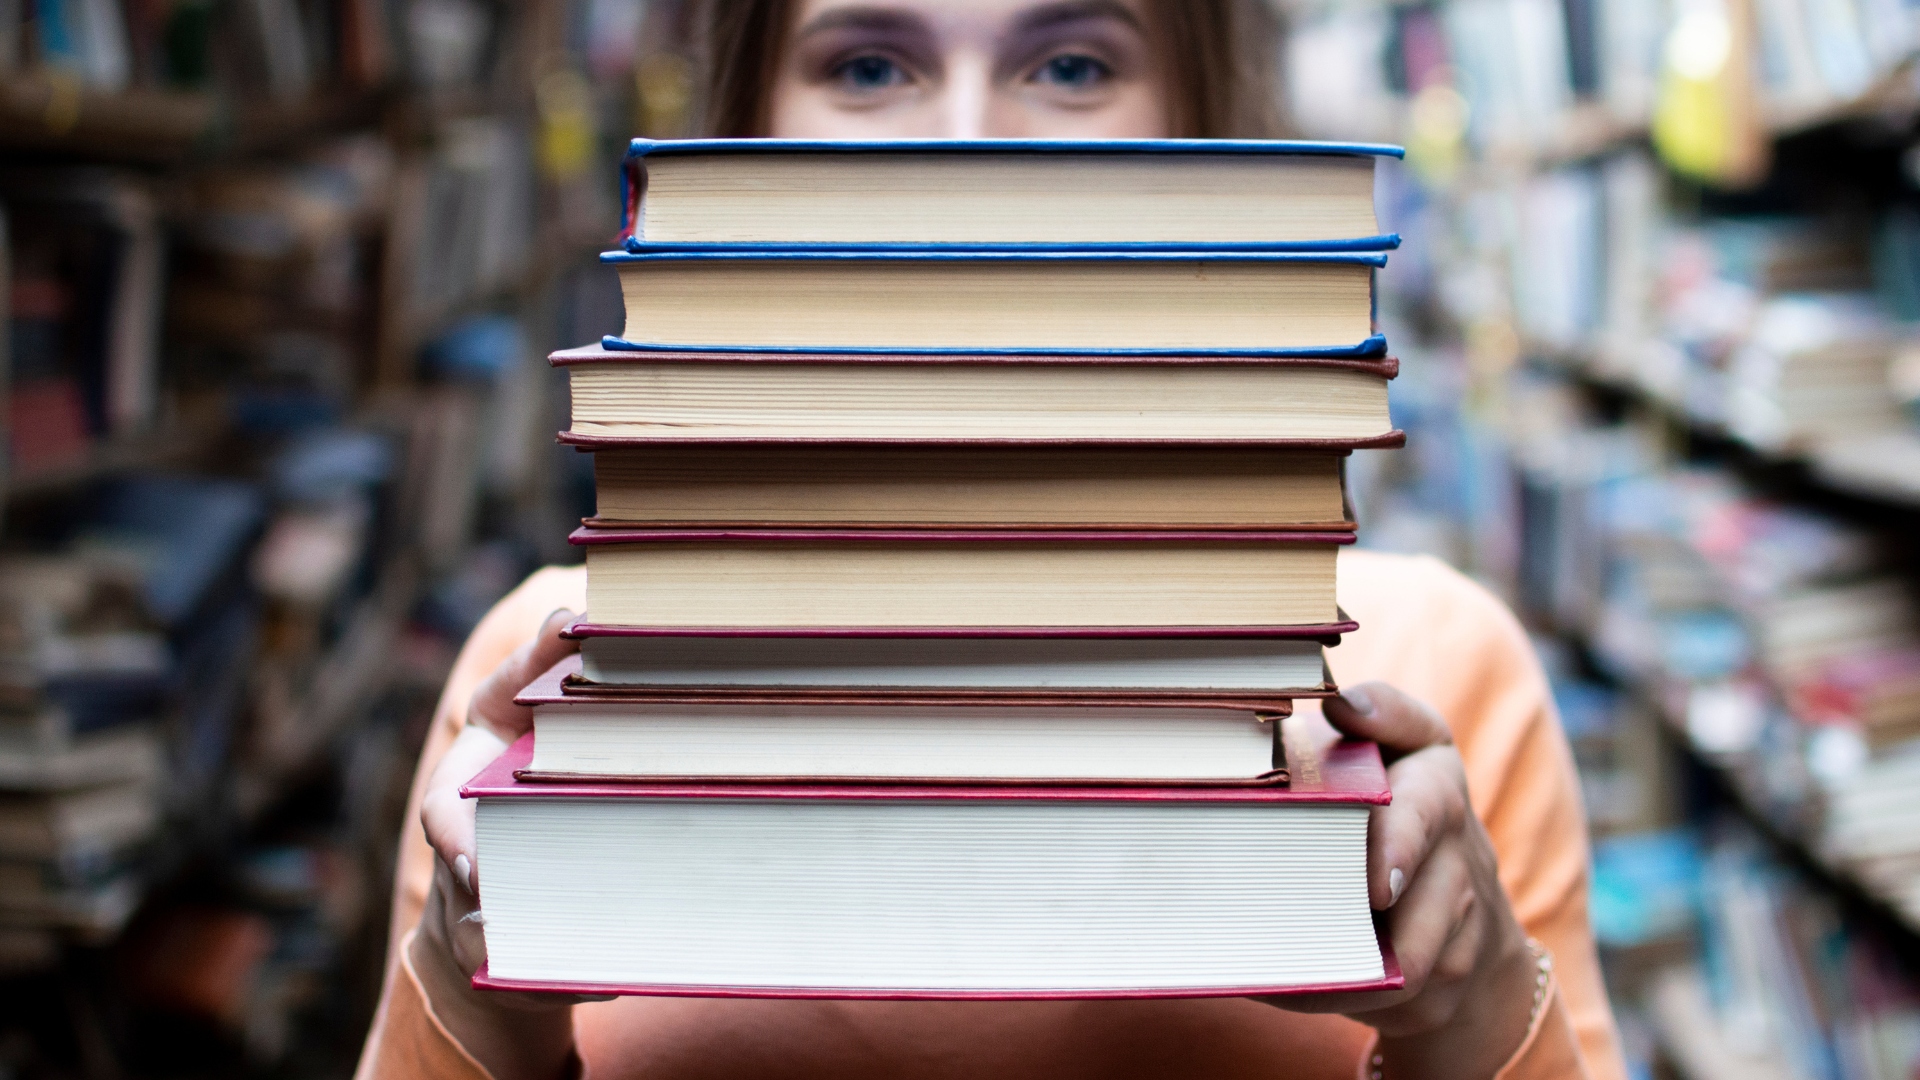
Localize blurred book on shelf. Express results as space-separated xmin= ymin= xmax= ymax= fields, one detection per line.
xmin=0 ymin=0 xmax=659 ymax=1070
xmin=1308 ymin=0 xmax=1920 ymax=1073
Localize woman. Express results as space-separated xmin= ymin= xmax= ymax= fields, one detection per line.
xmin=356 ymin=2 xmax=1626 ymax=1078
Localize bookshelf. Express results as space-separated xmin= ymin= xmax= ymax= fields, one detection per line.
xmin=0 ymin=0 xmax=676 ymax=1072
xmin=0 ymin=74 xmax=213 ymax=160
xmin=1283 ymin=0 xmax=1920 ymax=1076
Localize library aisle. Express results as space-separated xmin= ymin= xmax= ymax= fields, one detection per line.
xmin=4 ymin=0 xmax=1920 ymax=1077
xmin=1292 ymin=0 xmax=1920 ymax=1077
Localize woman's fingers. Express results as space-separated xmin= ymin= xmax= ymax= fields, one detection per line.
xmin=467 ymin=608 xmax=579 ymax=744
xmin=1323 ymin=681 xmax=1454 ymax=759
xmin=1366 ymin=746 xmax=1469 ymax=911
xmin=422 ymin=724 xmax=511 ymax=895
xmin=1378 ymin=838 xmax=1476 ymax=993
xmin=431 ymin=845 xmax=491 ymax=975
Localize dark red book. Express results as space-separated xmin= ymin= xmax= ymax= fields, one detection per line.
xmin=511 ymin=653 xmax=1303 ymax=786
xmin=582 ymin=443 xmax=1362 ymax=532
xmin=464 ymin=728 xmax=1400 ymax=999
xmin=551 ymin=344 xmax=1403 ymax=449
xmin=552 ymin=617 xmax=1337 ymax=704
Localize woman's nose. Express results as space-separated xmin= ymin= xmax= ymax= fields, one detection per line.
xmin=936 ymin=47 xmax=993 ymax=138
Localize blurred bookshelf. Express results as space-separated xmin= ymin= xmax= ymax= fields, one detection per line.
xmin=0 ymin=0 xmax=688 ymax=1074
xmin=1281 ymin=0 xmax=1920 ymax=1075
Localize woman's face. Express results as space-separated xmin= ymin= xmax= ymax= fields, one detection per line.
xmin=769 ymin=0 xmax=1172 ymax=139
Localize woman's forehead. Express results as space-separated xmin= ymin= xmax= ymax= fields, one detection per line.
xmin=786 ymin=0 xmax=1154 ymax=40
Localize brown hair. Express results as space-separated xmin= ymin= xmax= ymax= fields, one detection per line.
xmin=694 ymin=0 xmax=1284 ymax=139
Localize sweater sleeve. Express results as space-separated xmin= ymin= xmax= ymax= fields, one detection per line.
xmin=1331 ymin=551 xmax=1624 ymax=1080
xmin=1494 ymin=984 xmax=1589 ymax=1080
xmin=355 ymin=930 xmax=499 ymax=1080
xmin=353 ymin=567 xmax=588 ymax=1080
xmin=1351 ymin=977 xmax=1588 ymax=1080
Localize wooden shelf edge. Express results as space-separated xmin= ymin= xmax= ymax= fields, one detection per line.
xmin=0 ymin=74 xmax=214 ymax=161
xmin=5 ymin=426 xmax=223 ymax=503
xmin=1534 ymin=349 xmax=1920 ymax=513
xmin=0 ymin=75 xmax=387 ymax=164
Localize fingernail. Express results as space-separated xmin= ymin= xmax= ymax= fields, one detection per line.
xmin=1342 ymin=686 xmax=1376 ymax=718
xmin=454 ymin=854 xmax=474 ymax=893
xmin=1388 ymin=867 xmax=1405 ymax=906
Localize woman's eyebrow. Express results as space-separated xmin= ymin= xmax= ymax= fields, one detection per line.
xmin=792 ymin=6 xmax=930 ymax=39
xmin=1011 ymin=0 xmax=1146 ymax=35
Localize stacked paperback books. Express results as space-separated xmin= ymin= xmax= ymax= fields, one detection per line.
xmin=467 ymin=138 xmax=1408 ymax=999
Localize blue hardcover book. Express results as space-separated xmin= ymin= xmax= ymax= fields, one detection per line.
xmin=599 ymin=249 xmax=1386 ymax=358
xmin=619 ymin=138 xmax=1404 ymax=253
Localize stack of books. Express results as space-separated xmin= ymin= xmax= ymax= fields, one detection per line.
xmin=467 ymin=138 xmax=1408 ymax=999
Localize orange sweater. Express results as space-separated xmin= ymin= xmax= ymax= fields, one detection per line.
xmin=356 ymin=550 xmax=1625 ymax=1080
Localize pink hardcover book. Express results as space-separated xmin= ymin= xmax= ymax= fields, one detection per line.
xmin=464 ymin=728 xmax=1402 ymax=999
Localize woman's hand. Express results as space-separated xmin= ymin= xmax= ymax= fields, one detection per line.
xmin=1262 ymin=683 xmax=1541 ymax=1080
xmin=411 ymin=609 xmax=601 ymax=1080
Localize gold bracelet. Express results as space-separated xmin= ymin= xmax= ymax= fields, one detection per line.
xmin=1367 ymin=939 xmax=1553 ymax=1080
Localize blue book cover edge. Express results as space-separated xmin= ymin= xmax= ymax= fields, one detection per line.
xmin=619 ymin=234 xmax=1403 ymax=255
xmin=598 ymin=249 xmax=1390 ymax=267
xmin=594 ymin=333 xmax=1392 ymax=360
xmin=626 ymin=137 xmax=1407 ymax=159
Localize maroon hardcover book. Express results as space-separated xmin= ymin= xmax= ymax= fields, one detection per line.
xmin=561 ymin=613 xmax=1360 ymax=642
xmin=511 ymin=654 xmax=1309 ymax=786
xmin=464 ymin=730 xmax=1402 ymax=1000
xmin=533 ymin=646 xmax=1329 ymax=712
xmin=527 ymin=652 xmax=1314 ymax=710
xmin=551 ymin=346 xmax=1405 ymax=449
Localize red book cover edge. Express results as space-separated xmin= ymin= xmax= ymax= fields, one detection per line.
xmin=557 ymin=430 xmax=1409 ymax=451
xmin=554 ymin=682 xmax=1330 ymax=709
xmin=515 ymin=654 xmax=1319 ymax=712
xmin=578 ymin=518 xmax=1359 ymax=533
xmin=461 ymin=731 xmax=1389 ymax=805
xmin=568 ymin=526 xmax=1358 ymax=545
xmin=560 ymin=617 xmax=1359 ymax=641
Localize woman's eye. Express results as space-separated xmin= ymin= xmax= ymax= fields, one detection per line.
xmin=832 ymin=54 xmax=908 ymax=91
xmin=1033 ymin=53 xmax=1111 ymax=89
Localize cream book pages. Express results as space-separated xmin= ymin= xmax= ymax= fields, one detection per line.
xmin=476 ymin=797 xmax=1381 ymax=991
xmin=567 ymin=360 xmax=1393 ymax=442
xmin=578 ymin=538 xmax=1344 ymax=629
xmin=577 ymin=635 xmax=1330 ymax=692
xmin=529 ymin=703 xmax=1280 ymax=781
xmin=609 ymin=255 xmax=1378 ymax=353
xmin=637 ymin=149 xmax=1385 ymax=246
